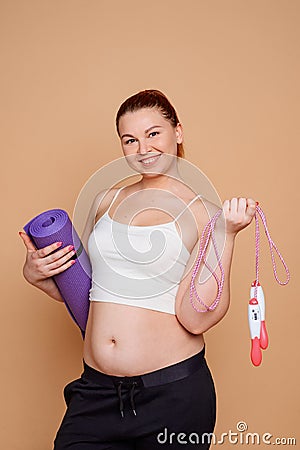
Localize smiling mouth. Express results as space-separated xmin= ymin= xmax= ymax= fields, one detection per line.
xmin=138 ymin=154 xmax=162 ymax=166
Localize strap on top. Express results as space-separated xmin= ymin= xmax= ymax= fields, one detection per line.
xmin=106 ymin=187 xmax=124 ymax=214
xmin=174 ymin=194 xmax=202 ymax=221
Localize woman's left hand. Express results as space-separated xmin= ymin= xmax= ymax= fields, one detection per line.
xmin=222 ymin=197 xmax=257 ymax=237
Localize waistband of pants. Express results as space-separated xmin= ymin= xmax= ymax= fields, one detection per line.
xmin=82 ymin=345 xmax=206 ymax=388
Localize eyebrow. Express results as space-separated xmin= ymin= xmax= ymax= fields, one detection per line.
xmin=121 ymin=125 xmax=162 ymax=140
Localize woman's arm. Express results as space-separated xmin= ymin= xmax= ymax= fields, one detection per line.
xmin=80 ymin=191 xmax=105 ymax=255
xmin=175 ymin=197 xmax=256 ymax=335
xmin=81 ymin=188 xmax=118 ymax=254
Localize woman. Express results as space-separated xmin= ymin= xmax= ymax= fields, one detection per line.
xmin=20 ymin=90 xmax=256 ymax=449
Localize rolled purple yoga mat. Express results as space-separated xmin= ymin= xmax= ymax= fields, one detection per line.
xmin=23 ymin=209 xmax=91 ymax=334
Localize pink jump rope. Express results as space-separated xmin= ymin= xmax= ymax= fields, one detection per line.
xmin=189 ymin=202 xmax=290 ymax=366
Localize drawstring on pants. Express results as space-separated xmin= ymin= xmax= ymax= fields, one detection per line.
xmin=130 ymin=382 xmax=137 ymax=416
xmin=116 ymin=380 xmax=138 ymax=418
xmin=117 ymin=381 xmax=124 ymax=418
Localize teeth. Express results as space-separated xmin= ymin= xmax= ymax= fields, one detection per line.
xmin=140 ymin=155 xmax=160 ymax=165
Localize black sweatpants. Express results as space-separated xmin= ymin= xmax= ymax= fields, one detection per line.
xmin=53 ymin=346 xmax=216 ymax=449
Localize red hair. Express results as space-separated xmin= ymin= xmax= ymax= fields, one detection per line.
xmin=116 ymin=89 xmax=185 ymax=158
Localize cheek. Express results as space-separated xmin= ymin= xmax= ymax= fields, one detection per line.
xmin=122 ymin=145 xmax=136 ymax=156
xmin=153 ymin=135 xmax=177 ymax=152
xmin=165 ymin=135 xmax=179 ymax=154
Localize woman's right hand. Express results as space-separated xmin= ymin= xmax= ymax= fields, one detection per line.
xmin=19 ymin=231 xmax=76 ymax=301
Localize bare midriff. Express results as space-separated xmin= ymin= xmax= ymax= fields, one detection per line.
xmin=83 ymin=301 xmax=204 ymax=377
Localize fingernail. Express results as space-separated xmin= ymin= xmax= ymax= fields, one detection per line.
xmin=71 ymin=260 xmax=76 ymax=265
xmin=68 ymin=245 xmax=74 ymax=251
xmin=57 ymin=241 xmax=63 ymax=246
xmin=18 ymin=231 xmax=23 ymax=236
xmin=256 ymin=201 xmax=259 ymax=206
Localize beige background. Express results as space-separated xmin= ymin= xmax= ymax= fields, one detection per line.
xmin=1 ymin=0 xmax=299 ymax=448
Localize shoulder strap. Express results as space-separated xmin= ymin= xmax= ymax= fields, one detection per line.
xmin=107 ymin=187 xmax=124 ymax=213
xmin=174 ymin=194 xmax=202 ymax=221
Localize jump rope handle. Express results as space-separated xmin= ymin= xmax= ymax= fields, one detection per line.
xmin=250 ymin=282 xmax=268 ymax=350
xmin=248 ymin=297 xmax=262 ymax=366
xmin=248 ymin=282 xmax=268 ymax=366
xmin=247 ymin=202 xmax=290 ymax=367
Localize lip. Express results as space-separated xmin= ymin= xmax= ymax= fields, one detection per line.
xmin=138 ymin=154 xmax=162 ymax=166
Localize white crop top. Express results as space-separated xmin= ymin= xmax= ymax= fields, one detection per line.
xmin=87 ymin=188 xmax=201 ymax=314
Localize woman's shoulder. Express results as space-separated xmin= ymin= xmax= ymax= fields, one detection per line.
xmin=93 ymin=187 xmax=120 ymax=224
xmin=198 ymin=196 xmax=222 ymax=215
xmin=192 ymin=195 xmax=222 ymax=231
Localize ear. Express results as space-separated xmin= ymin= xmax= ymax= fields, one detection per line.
xmin=175 ymin=123 xmax=183 ymax=144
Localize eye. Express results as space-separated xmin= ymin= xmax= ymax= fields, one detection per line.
xmin=149 ymin=131 xmax=159 ymax=138
xmin=124 ymin=138 xmax=136 ymax=145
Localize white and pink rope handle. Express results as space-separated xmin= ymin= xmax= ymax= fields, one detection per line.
xmin=189 ymin=202 xmax=290 ymax=313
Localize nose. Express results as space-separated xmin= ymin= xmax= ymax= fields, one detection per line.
xmin=138 ymin=138 xmax=150 ymax=155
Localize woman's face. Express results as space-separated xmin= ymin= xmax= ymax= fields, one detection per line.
xmin=118 ymin=108 xmax=183 ymax=176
